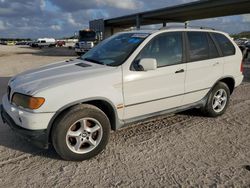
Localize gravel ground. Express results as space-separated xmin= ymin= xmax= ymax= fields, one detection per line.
xmin=0 ymin=46 xmax=250 ymax=187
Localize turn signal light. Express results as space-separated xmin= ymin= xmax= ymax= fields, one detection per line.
xmin=12 ymin=93 xmax=45 ymax=110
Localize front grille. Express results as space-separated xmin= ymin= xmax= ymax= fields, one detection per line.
xmin=7 ymin=86 xmax=11 ymax=101
xmin=79 ymin=42 xmax=91 ymax=49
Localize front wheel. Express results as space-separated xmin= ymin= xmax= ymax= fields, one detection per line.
xmin=202 ymin=82 xmax=230 ymax=117
xmin=51 ymin=104 xmax=110 ymax=161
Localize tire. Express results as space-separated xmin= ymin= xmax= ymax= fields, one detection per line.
xmin=51 ymin=104 xmax=111 ymax=161
xmin=202 ymin=82 xmax=230 ymax=117
xmin=76 ymin=52 xmax=82 ymax=56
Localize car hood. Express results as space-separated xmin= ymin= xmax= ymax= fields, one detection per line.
xmin=9 ymin=58 xmax=115 ymax=95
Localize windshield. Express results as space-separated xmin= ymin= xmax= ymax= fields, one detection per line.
xmin=79 ymin=30 xmax=96 ymax=41
xmin=81 ymin=33 xmax=150 ymax=66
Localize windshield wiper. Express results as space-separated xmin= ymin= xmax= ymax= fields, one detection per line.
xmin=84 ymin=58 xmax=105 ymax=65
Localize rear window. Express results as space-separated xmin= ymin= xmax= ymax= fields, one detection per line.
xmin=212 ymin=33 xmax=235 ymax=56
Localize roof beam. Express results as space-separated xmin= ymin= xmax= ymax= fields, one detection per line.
xmin=104 ymin=0 xmax=250 ymax=27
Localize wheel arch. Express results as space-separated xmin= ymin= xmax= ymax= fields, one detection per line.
xmin=217 ymin=76 xmax=235 ymax=94
xmin=47 ymin=98 xmax=121 ymax=142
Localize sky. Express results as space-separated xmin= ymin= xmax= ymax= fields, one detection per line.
xmin=0 ymin=0 xmax=250 ymax=39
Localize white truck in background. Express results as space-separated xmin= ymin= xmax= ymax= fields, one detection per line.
xmin=75 ymin=29 xmax=100 ymax=56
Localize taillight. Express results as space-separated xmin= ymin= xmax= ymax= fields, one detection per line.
xmin=240 ymin=60 xmax=243 ymax=73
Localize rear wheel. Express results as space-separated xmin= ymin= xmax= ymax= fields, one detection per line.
xmin=52 ymin=104 xmax=110 ymax=161
xmin=202 ymin=82 xmax=230 ymax=117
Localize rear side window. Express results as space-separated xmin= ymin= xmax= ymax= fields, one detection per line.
xmin=212 ymin=33 xmax=235 ymax=56
xmin=207 ymin=34 xmax=220 ymax=58
xmin=187 ymin=32 xmax=209 ymax=62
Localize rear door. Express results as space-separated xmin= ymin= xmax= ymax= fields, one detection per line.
xmin=211 ymin=32 xmax=239 ymax=78
xmin=183 ymin=31 xmax=223 ymax=105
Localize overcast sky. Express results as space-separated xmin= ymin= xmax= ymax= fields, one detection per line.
xmin=0 ymin=0 xmax=250 ymax=39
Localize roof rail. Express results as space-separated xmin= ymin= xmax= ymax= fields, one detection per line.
xmin=159 ymin=25 xmax=215 ymax=30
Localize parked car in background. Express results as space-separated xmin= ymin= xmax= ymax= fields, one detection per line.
xmin=0 ymin=41 xmax=7 ymax=45
xmin=6 ymin=41 xmax=15 ymax=45
xmin=236 ymin=38 xmax=250 ymax=59
xmin=28 ymin=40 xmax=38 ymax=47
xmin=56 ymin=40 xmax=66 ymax=47
xmin=244 ymin=42 xmax=250 ymax=59
xmin=15 ymin=41 xmax=29 ymax=45
xmin=1 ymin=28 xmax=244 ymax=161
xmin=235 ymin=38 xmax=249 ymax=46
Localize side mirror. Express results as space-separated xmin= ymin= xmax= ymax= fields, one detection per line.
xmin=139 ymin=58 xmax=157 ymax=71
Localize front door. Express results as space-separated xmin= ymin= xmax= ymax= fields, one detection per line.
xmin=123 ymin=32 xmax=186 ymax=120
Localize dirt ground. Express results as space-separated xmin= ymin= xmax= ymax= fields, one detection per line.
xmin=0 ymin=45 xmax=250 ymax=187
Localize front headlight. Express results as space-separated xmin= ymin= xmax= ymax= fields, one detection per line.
xmin=12 ymin=93 xmax=45 ymax=110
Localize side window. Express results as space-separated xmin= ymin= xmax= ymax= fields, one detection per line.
xmin=212 ymin=33 xmax=235 ymax=56
xmin=207 ymin=34 xmax=220 ymax=58
xmin=134 ymin=32 xmax=183 ymax=68
xmin=187 ymin=32 xmax=209 ymax=61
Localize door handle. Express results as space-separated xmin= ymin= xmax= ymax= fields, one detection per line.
xmin=213 ymin=62 xmax=220 ymax=66
xmin=175 ymin=69 xmax=185 ymax=73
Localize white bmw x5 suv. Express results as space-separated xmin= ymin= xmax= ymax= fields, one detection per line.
xmin=1 ymin=28 xmax=243 ymax=161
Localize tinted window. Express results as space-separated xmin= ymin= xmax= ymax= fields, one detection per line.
xmin=187 ymin=32 xmax=209 ymax=61
xmin=135 ymin=32 xmax=183 ymax=68
xmin=207 ymin=34 xmax=220 ymax=58
xmin=212 ymin=33 xmax=235 ymax=56
xmin=79 ymin=30 xmax=96 ymax=41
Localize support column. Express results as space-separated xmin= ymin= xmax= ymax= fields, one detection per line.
xmin=111 ymin=27 xmax=114 ymax=35
xmin=163 ymin=22 xmax=167 ymax=27
xmin=136 ymin=15 xmax=141 ymax=30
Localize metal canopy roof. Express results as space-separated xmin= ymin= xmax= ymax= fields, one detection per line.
xmin=104 ymin=0 xmax=250 ymax=28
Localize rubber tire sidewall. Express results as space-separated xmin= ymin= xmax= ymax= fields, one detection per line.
xmin=203 ymin=82 xmax=230 ymax=117
xmin=52 ymin=104 xmax=111 ymax=161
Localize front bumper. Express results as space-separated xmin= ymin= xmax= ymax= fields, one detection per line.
xmin=2 ymin=94 xmax=54 ymax=130
xmin=1 ymin=104 xmax=49 ymax=149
